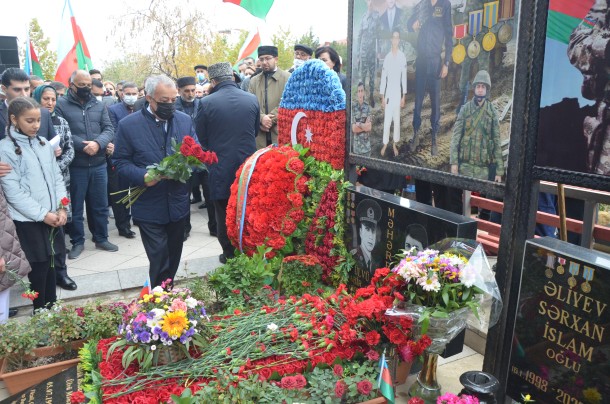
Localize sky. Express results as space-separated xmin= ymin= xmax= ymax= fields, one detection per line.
xmin=0 ymin=0 xmax=349 ymax=70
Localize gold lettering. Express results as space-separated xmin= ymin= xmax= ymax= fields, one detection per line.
xmin=387 ymin=228 xmax=393 ymax=239
xmin=386 ymin=240 xmax=393 ymax=251
xmin=388 ymin=207 xmax=395 ymax=218
xmin=385 ymin=250 xmax=392 ymax=260
xmin=387 ymin=218 xmax=394 ymax=229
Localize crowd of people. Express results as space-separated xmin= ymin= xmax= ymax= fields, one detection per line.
xmin=0 ymin=42 xmax=349 ymax=320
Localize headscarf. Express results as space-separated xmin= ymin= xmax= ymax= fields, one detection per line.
xmin=32 ymin=85 xmax=58 ymax=115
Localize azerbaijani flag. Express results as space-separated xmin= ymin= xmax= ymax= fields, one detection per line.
xmin=55 ymin=0 xmax=93 ymax=85
xmin=24 ymin=34 xmax=43 ymax=78
xmin=540 ymin=0 xmax=596 ymax=108
xmin=377 ymin=351 xmax=395 ymax=403
xmin=139 ymin=276 xmax=152 ymax=299
xmin=236 ymin=28 xmax=260 ymax=63
xmin=547 ymin=0 xmax=595 ymax=44
xmin=223 ymin=0 xmax=274 ymax=20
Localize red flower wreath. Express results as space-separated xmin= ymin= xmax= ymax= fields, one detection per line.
xmin=305 ymin=180 xmax=340 ymax=282
xmin=227 ymin=145 xmax=309 ymax=257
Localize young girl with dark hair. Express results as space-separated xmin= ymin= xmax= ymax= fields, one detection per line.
xmin=0 ymin=97 xmax=68 ymax=310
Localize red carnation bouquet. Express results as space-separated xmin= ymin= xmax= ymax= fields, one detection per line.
xmin=114 ymin=136 xmax=217 ymax=207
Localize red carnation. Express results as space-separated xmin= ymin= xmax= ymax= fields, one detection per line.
xmin=356 ymin=380 xmax=373 ymax=395
xmin=365 ymin=350 xmax=380 ymax=361
xmin=60 ymin=197 xmax=70 ymax=207
xmin=334 ymin=380 xmax=347 ymax=398
xmin=280 ymin=376 xmax=297 ymax=390
xmin=333 ymin=364 xmax=344 ymax=377
xmin=365 ymin=331 xmax=381 ymax=346
xmin=408 ymin=398 xmax=425 ymax=404
xmin=293 ymin=374 xmax=307 ymax=389
xmin=70 ymin=391 xmax=86 ymax=404
xmin=287 ymin=157 xmax=305 ymax=174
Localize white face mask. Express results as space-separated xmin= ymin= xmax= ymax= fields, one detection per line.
xmin=95 ymin=95 xmax=103 ymax=102
xmin=293 ymin=59 xmax=305 ymax=69
xmin=123 ymin=95 xmax=138 ymax=106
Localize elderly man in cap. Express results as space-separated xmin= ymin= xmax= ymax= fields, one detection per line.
xmin=289 ymin=43 xmax=313 ymax=73
xmin=350 ymin=199 xmax=382 ymax=273
xmin=195 ymin=62 xmax=259 ymax=263
xmin=194 ymin=64 xmax=209 ymax=85
xmin=248 ymin=45 xmax=290 ymax=149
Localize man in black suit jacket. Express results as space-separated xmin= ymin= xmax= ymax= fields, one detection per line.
xmin=381 ymin=0 xmax=403 ymax=35
xmin=0 ymin=68 xmax=56 ymax=141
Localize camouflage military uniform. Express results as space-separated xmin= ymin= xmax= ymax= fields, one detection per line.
xmin=357 ymin=8 xmax=380 ymax=104
xmin=568 ymin=0 xmax=610 ymax=174
xmin=457 ymin=0 xmax=490 ymax=107
xmin=450 ymin=98 xmax=504 ymax=180
xmin=352 ymin=100 xmax=372 ymax=156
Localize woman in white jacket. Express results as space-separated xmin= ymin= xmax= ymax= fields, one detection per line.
xmin=0 ymin=97 xmax=68 ymax=310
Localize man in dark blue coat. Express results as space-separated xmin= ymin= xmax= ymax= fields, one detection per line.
xmin=107 ymin=82 xmax=140 ymax=239
xmin=113 ymin=75 xmax=197 ymax=287
xmin=195 ymin=62 xmax=259 ymax=264
xmin=0 ymin=68 xmax=56 ymax=141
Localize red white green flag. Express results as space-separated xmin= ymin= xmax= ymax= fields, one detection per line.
xmin=55 ymin=0 xmax=93 ymax=85
xmin=236 ymin=28 xmax=260 ymax=63
xmin=24 ymin=32 xmax=43 ymax=78
xmin=377 ymin=351 xmax=395 ymax=403
xmin=223 ymin=0 xmax=274 ymax=20
xmin=547 ymin=0 xmax=595 ymax=44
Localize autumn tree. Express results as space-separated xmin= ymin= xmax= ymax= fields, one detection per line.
xmin=112 ymin=0 xmax=212 ymax=80
xmin=271 ymin=27 xmax=295 ymax=70
xmin=27 ymin=18 xmax=57 ymax=80
xmin=296 ymin=28 xmax=320 ymax=52
xmin=102 ymin=53 xmax=155 ymax=86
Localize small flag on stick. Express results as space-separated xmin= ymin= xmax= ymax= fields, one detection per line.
xmin=377 ymin=349 xmax=395 ymax=404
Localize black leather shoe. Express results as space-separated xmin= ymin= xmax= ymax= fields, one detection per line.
xmin=210 ymin=231 xmax=218 ymax=237
xmin=119 ymin=229 xmax=137 ymax=239
xmin=190 ymin=197 xmax=202 ymax=204
xmin=219 ymin=254 xmax=227 ymax=264
xmin=8 ymin=308 xmax=18 ymax=317
xmin=184 ymin=231 xmax=190 ymax=241
xmin=198 ymin=202 xmax=207 ymax=209
xmin=57 ymin=275 xmax=77 ymax=291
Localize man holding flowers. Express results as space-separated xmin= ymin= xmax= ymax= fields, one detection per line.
xmin=113 ymin=75 xmax=198 ymax=287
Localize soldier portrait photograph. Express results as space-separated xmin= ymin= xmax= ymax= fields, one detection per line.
xmin=349 ymin=0 xmax=518 ymax=183
xmin=537 ymin=0 xmax=610 ymax=177
xmin=350 ymin=198 xmax=382 ymax=274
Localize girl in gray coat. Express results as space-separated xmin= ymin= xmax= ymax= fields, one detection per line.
xmin=0 ymin=98 xmax=68 ymax=310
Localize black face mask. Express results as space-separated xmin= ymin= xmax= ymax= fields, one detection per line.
xmin=73 ymin=85 xmax=91 ymax=100
xmin=154 ymin=101 xmax=175 ymax=120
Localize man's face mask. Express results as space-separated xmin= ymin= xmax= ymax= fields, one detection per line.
xmin=123 ymin=95 xmax=138 ymax=106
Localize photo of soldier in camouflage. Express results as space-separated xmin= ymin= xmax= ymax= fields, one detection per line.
xmin=349 ymin=0 xmax=518 ymax=183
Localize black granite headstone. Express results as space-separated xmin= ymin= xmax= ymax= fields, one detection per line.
xmin=507 ymin=237 xmax=610 ymax=404
xmin=0 ymin=365 xmax=83 ymax=404
xmin=345 ymin=185 xmax=478 ymax=289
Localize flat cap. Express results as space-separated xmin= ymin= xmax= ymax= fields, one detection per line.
xmin=194 ymin=64 xmax=207 ymax=70
xmin=294 ymin=44 xmax=313 ymax=56
xmin=356 ymin=199 xmax=381 ymax=225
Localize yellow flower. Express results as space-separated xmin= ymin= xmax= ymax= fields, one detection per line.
xmin=160 ymin=310 xmax=189 ymax=338
xmin=155 ymin=298 xmax=162 ymax=303
xmin=143 ymin=295 xmax=151 ymax=303
xmin=583 ymin=387 xmax=601 ymax=404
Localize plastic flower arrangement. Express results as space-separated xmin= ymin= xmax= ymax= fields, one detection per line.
xmin=113 ymin=136 xmax=217 ymax=207
xmin=108 ymin=282 xmax=209 ymax=370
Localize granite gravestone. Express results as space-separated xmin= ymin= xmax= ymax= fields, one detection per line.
xmin=345 ymin=185 xmax=478 ymax=289
xmin=507 ymin=237 xmax=610 ymax=404
xmin=0 ymin=365 xmax=82 ymax=404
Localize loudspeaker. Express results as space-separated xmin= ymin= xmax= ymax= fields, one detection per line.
xmin=0 ymin=36 xmax=19 ymax=74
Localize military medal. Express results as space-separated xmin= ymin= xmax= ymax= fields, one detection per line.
xmin=468 ymin=10 xmax=483 ymax=59
xmin=545 ymin=253 xmax=556 ymax=279
xmin=497 ymin=0 xmax=514 ymax=44
xmin=482 ymin=1 xmax=498 ymax=51
xmin=452 ymin=24 xmax=467 ymax=65
xmin=482 ymin=31 xmax=496 ymax=51
xmin=568 ymin=262 xmax=580 ymax=288
xmin=581 ymin=266 xmax=594 ymax=293
xmin=498 ymin=22 xmax=512 ymax=44
xmin=556 ymin=257 xmax=565 ymax=275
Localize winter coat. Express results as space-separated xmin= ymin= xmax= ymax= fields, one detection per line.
xmin=0 ymin=183 xmax=31 ymax=292
xmin=195 ymin=80 xmax=259 ymax=201
xmin=0 ymin=102 xmax=57 ymax=141
xmin=112 ymin=107 xmax=196 ymax=224
xmin=0 ymin=128 xmax=68 ymax=223
xmin=248 ymin=68 xmax=290 ymax=146
xmin=54 ymin=90 xmax=114 ymax=168
xmin=108 ymin=102 xmax=133 ymax=131
xmin=175 ymin=97 xmax=203 ymax=121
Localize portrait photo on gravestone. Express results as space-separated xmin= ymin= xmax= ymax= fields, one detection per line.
xmin=349 ymin=0 xmax=517 ymax=183
xmin=507 ymin=237 xmax=610 ymax=404
xmin=345 ymin=185 xmax=477 ymax=289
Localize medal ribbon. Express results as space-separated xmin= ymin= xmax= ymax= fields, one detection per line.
xmin=583 ymin=266 xmax=595 ymax=282
xmin=569 ymin=262 xmax=580 ymax=276
xmin=235 ymin=146 xmax=275 ymax=252
xmin=546 ymin=254 xmax=556 ymax=268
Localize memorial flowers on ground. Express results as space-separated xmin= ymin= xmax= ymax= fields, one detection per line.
xmin=113 ymin=136 xmax=218 ymax=207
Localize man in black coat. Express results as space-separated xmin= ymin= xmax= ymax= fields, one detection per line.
xmin=195 ymin=62 xmax=259 ymax=263
xmin=113 ymin=75 xmax=197 ymax=287
xmin=0 ymin=68 xmax=56 ymax=141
